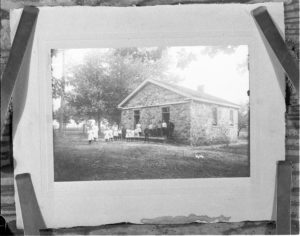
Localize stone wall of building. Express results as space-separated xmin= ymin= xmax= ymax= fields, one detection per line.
xmin=168 ymin=103 xmax=191 ymax=144
xmin=190 ymin=101 xmax=238 ymax=145
xmin=123 ymin=82 xmax=186 ymax=108
xmin=284 ymin=1 xmax=299 ymax=233
xmin=120 ymin=109 xmax=134 ymax=129
xmin=121 ymin=102 xmax=191 ymax=144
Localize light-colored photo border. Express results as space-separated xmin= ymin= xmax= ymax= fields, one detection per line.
xmin=12 ymin=4 xmax=285 ymax=228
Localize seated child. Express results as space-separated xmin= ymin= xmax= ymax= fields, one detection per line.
xmin=134 ymin=128 xmax=140 ymax=137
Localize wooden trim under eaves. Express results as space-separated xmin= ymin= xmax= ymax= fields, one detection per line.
xmin=118 ymin=100 xmax=190 ymax=110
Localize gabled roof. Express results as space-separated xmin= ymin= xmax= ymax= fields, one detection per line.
xmin=118 ymin=79 xmax=240 ymax=109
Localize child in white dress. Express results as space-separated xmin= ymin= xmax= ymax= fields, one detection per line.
xmin=136 ymin=122 xmax=142 ymax=136
xmin=104 ymin=129 xmax=110 ymax=142
xmin=92 ymin=124 xmax=99 ymax=141
xmin=87 ymin=126 xmax=94 ymax=144
xmin=109 ymin=129 xmax=114 ymax=142
xmin=113 ymin=126 xmax=119 ymax=141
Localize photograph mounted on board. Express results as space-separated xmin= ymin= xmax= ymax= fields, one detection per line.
xmin=51 ymin=45 xmax=250 ymax=182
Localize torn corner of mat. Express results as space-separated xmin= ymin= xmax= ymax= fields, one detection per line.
xmin=140 ymin=214 xmax=231 ymax=224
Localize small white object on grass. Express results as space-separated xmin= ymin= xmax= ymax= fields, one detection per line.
xmin=194 ymin=153 xmax=204 ymax=159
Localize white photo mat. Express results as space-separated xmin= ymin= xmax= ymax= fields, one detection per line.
xmin=11 ymin=3 xmax=285 ymax=228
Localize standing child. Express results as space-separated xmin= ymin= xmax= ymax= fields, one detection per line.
xmin=162 ymin=120 xmax=167 ymax=136
xmin=136 ymin=122 xmax=142 ymax=136
xmin=104 ymin=128 xmax=110 ymax=142
xmin=109 ymin=128 xmax=114 ymax=142
xmin=148 ymin=122 xmax=153 ymax=137
xmin=118 ymin=128 xmax=122 ymax=140
xmin=87 ymin=124 xmax=94 ymax=144
xmin=113 ymin=127 xmax=119 ymax=141
xmin=122 ymin=126 xmax=126 ymax=140
xmin=144 ymin=128 xmax=150 ymax=142
xmin=93 ymin=124 xmax=99 ymax=141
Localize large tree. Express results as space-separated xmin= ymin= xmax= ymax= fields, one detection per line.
xmin=51 ymin=49 xmax=72 ymax=133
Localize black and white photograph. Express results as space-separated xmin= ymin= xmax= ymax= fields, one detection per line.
xmin=51 ymin=45 xmax=250 ymax=181
xmin=2 ymin=2 xmax=295 ymax=234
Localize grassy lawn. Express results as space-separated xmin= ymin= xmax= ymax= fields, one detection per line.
xmin=54 ymin=132 xmax=250 ymax=181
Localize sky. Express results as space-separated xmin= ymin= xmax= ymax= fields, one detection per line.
xmin=169 ymin=45 xmax=249 ymax=104
xmin=52 ymin=45 xmax=249 ymax=111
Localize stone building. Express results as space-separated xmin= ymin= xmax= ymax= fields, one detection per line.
xmin=118 ymin=79 xmax=240 ymax=145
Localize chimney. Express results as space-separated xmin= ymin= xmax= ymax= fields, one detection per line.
xmin=197 ymin=85 xmax=205 ymax=93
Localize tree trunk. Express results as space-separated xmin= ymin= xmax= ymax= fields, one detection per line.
xmin=59 ymin=94 xmax=65 ymax=135
xmin=238 ymin=127 xmax=241 ymax=137
xmin=82 ymin=123 xmax=86 ymax=134
xmin=97 ymin=111 xmax=101 ymax=135
xmin=59 ymin=51 xmax=66 ymax=135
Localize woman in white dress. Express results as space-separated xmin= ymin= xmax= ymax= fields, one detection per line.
xmin=92 ymin=124 xmax=99 ymax=141
xmin=136 ymin=122 xmax=142 ymax=136
xmin=104 ymin=128 xmax=110 ymax=142
xmin=87 ymin=124 xmax=94 ymax=144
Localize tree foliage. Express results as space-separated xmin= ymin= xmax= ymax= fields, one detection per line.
xmin=238 ymin=102 xmax=249 ymax=136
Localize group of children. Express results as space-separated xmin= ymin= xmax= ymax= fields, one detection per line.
xmin=104 ymin=125 xmax=122 ymax=142
xmin=104 ymin=126 xmax=141 ymax=142
xmin=124 ymin=125 xmax=142 ymax=141
xmin=87 ymin=120 xmax=175 ymax=144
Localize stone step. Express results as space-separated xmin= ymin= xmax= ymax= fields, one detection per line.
xmin=286 ymin=144 xmax=299 ymax=151
xmin=1 ymin=202 xmax=16 ymax=212
xmin=291 ymin=200 xmax=299 ymax=207
xmin=286 ymin=128 xmax=299 ymax=137
xmin=1 ymin=213 xmax=16 ymax=224
xmin=0 ymin=184 xmax=14 ymax=196
xmin=0 ymin=166 xmax=14 ymax=178
xmin=287 ymin=149 xmax=299 ymax=157
xmin=289 ymin=109 xmax=300 ymax=115
xmin=0 ymin=209 xmax=16 ymax=216
xmin=292 ymin=172 xmax=299 ymax=186
xmin=286 ymin=137 xmax=299 ymax=146
xmin=0 ymin=176 xmax=14 ymax=186
xmin=292 ymin=164 xmax=300 ymax=174
xmin=291 ymin=196 xmax=299 ymax=206
xmin=291 ymin=220 xmax=299 ymax=234
xmin=287 ymin=155 xmax=300 ymax=162
xmin=0 ymin=136 xmax=10 ymax=142
xmin=287 ymin=113 xmax=300 ymax=120
xmin=288 ymin=111 xmax=300 ymax=117
xmin=292 ymin=163 xmax=299 ymax=171
xmin=0 ymin=144 xmax=11 ymax=153
xmin=287 ymin=119 xmax=300 ymax=128
xmin=288 ymin=104 xmax=300 ymax=113
xmin=291 ymin=212 xmax=299 ymax=221
xmin=1 ymin=195 xmax=15 ymax=205
xmin=292 ymin=187 xmax=300 ymax=196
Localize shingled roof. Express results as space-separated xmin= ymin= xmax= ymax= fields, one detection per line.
xmin=118 ymin=79 xmax=240 ymax=109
